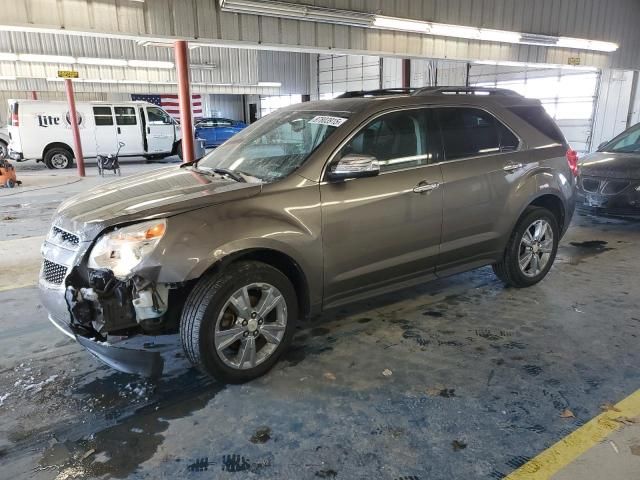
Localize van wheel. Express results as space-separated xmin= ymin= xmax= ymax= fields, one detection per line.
xmin=0 ymin=141 xmax=7 ymax=160
xmin=493 ymin=206 xmax=559 ymax=288
xmin=180 ymin=261 xmax=297 ymax=384
xmin=44 ymin=148 xmax=74 ymax=170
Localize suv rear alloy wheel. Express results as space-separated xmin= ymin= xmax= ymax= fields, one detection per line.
xmin=180 ymin=261 xmax=297 ymax=383
xmin=493 ymin=206 xmax=560 ymax=288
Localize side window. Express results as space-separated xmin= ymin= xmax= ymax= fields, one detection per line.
xmin=147 ymin=106 xmax=171 ymax=125
xmin=437 ymin=107 xmax=519 ymax=161
xmin=217 ymin=118 xmax=233 ymax=126
xmin=93 ymin=106 xmax=114 ymax=126
xmin=114 ymin=107 xmax=137 ymax=126
xmin=340 ymin=110 xmax=427 ymax=173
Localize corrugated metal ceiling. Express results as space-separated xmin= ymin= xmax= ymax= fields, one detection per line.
xmin=0 ymin=0 xmax=637 ymax=69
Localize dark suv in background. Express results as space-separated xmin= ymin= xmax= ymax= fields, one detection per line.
xmin=40 ymin=87 xmax=577 ymax=383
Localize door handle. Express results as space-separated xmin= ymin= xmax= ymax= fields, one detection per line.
xmin=503 ymin=162 xmax=523 ymax=172
xmin=117 ymin=127 xmax=121 ymax=134
xmin=413 ymin=182 xmax=440 ymax=193
xmin=147 ymin=126 xmax=150 ymax=134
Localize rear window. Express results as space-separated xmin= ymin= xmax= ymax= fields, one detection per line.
xmin=508 ymin=106 xmax=565 ymax=144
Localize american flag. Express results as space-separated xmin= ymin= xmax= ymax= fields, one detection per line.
xmin=130 ymin=94 xmax=203 ymax=119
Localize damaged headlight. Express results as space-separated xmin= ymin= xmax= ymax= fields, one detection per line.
xmin=88 ymin=219 xmax=166 ymax=279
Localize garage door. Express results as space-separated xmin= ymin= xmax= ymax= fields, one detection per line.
xmin=318 ymin=54 xmax=380 ymax=99
xmin=471 ymin=65 xmax=600 ymax=154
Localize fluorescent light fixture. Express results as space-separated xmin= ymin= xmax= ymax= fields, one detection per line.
xmin=128 ymin=59 xmax=174 ymax=69
xmin=373 ymin=16 xmax=429 ymax=33
xmin=474 ymin=59 xmax=598 ymax=71
xmin=478 ymin=29 xmax=521 ymax=43
xmin=77 ymin=57 xmax=128 ymax=67
xmin=556 ymin=37 xmax=618 ymax=53
xmin=220 ymin=0 xmax=618 ymax=53
xmin=0 ymin=52 xmax=18 ymax=61
xmin=430 ymin=23 xmax=481 ymax=40
xmin=19 ymin=54 xmax=75 ymax=63
xmin=257 ymin=81 xmax=282 ymax=87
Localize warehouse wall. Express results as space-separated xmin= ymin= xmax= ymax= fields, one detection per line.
xmin=206 ymin=94 xmax=245 ymax=121
xmin=257 ymin=51 xmax=312 ymax=94
xmin=2 ymin=0 xmax=638 ymax=70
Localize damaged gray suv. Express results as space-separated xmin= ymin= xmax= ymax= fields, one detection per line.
xmin=40 ymin=87 xmax=576 ymax=383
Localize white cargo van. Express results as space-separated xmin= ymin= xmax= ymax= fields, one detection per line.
xmin=7 ymin=100 xmax=183 ymax=169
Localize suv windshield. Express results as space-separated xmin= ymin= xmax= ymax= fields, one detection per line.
xmin=600 ymin=123 xmax=640 ymax=153
xmin=197 ymin=109 xmax=350 ymax=182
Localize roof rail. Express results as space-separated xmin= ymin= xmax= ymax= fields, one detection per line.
xmin=411 ymin=86 xmax=523 ymax=97
xmin=335 ymin=88 xmax=415 ymax=98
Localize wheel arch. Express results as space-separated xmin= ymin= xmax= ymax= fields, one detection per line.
xmin=43 ymin=142 xmax=73 ymax=159
xmin=527 ymin=193 xmax=566 ymax=232
xmin=202 ymin=247 xmax=312 ymax=321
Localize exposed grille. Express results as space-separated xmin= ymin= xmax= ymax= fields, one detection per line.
xmin=581 ymin=177 xmax=601 ymax=193
xmin=602 ymin=180 xmax=630 ymax=195
xmin=42 ymin=259 xmax=67 ymax=285
xmin=51 ymin=226 xmax=80 ymax=247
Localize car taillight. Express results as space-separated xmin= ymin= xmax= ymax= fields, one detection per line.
xmin=566 ymin=149 xmax=579 ymax=176
xmin=11 ymin=111 xmax=18 ymax=127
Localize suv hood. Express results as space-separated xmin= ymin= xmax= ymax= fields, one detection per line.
xmin=580 ymin=151 xmax=640 ymax=179
xmin=53 ymin=166 xmax=261 ymax=240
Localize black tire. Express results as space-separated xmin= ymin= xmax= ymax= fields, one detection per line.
xmin=0 ymin=141 xmax=7 ymax=160
xmin=180 ymin=261 xmax=298 ymax=384
xmin=44 ymin=147 xmax=74 ymax=170
xmin=493 ymin=206 xmax=560 ymax=288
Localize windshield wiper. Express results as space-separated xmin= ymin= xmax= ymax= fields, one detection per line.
xmin=213 ymin=168 xmax=246 ymax=183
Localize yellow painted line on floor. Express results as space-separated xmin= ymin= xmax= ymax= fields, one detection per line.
xmin=505 ymin=388 xmax=640 ymax=479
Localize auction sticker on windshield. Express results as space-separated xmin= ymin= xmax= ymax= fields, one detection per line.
xmin=309 ymin=115 xmax=348 ymax=127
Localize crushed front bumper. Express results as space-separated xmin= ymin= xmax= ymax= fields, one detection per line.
xmin=576 ymin=176 xmax=640 ymax=219
xmin=46 ymin=310 xmax=166 ymax=378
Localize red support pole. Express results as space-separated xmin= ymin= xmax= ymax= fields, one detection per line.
xmin=64 ymin=79 xmax=85 ymax=177
xmin=174 ymin=40 xmax=194 ymax=163
xmin=30 ymin=91 xmax=37 ymax=100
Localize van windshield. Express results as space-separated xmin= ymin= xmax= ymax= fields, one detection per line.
xmin=196 ymin=109 xmax=350 ymax=182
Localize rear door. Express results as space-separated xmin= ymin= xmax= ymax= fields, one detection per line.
xmin=145 ymin=106 xmax=175 ymax=153
xmin=92 ymin=106 xmax=118 ymax=156
xmin=113 ymin=106 xmax=143 ymax=155
xmin=434 ymin=106 xmax=524 ymax=271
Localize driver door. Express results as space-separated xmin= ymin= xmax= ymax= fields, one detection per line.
xmin=320 ymin=108 xmax=444 ymax=308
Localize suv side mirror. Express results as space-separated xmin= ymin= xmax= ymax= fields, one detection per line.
xmin=597 ymin=141 xmax=608 ymax=151
xmin=328 ymin=154 xmax=380 ymax=181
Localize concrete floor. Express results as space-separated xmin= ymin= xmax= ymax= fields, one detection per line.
xmin=0 ymin=161 xmax=639 ymax=479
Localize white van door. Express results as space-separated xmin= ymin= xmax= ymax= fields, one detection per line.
xmin=113 ymin=106 xmax=144 ymax=155
xmin=92 ymin=106 xmax=118 ymax=155
xmin=144 ymin=105 xmax=175 ymax=154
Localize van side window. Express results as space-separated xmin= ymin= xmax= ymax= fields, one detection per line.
xmin=147 ymin=107 xmax=172 ymax=125
xmin=93 ymin=106 xmax=114 ymax=126
xmin=341 ymin=110 xmax=429 ymax=173
xmin=436 ymin=107 xmax=519 ymax=161
xmin=114 ymin=107 xmax=137 ymax=126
